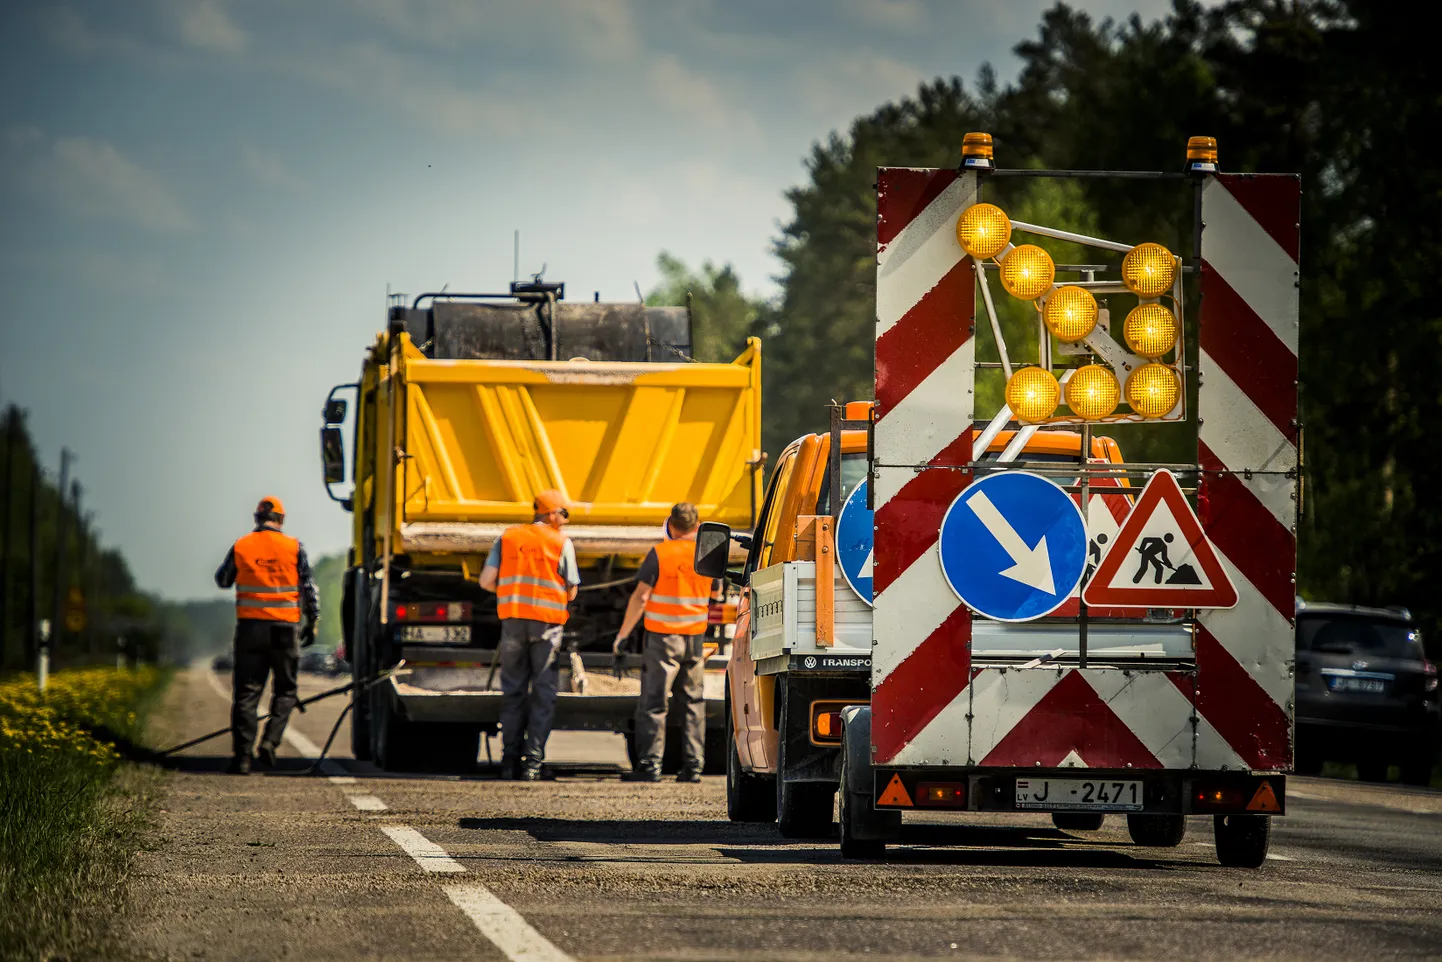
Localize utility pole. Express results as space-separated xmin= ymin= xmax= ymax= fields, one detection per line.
xmin=72 ymin=484 xmax=86 ymax=657
xmin=0 ymin=411 xmax=14 ymax=668
xmin=46 ymin=448 xmax=71 ymax=681
xmin=26 ymin=458 xmax=38 ymax=668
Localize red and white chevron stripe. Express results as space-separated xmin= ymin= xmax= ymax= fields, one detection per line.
xmin=1193 ymin=173 xmax=1300 ymax=770
xmin=870 ymin=169 xmax=1298 ymax=772
xmin=871 ymin=167 xmax=976 ymax=765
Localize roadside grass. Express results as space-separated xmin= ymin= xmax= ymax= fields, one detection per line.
xmin=0 ymin=667 xmax=171 ymax=961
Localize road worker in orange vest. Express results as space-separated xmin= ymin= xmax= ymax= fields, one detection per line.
xmin=478 ymin=489 xmax=580 ymax=781
xmin=613 ymin=502 xmax=714 ymax=783
xmin=213 ymin=497 xmax=320 ymax=775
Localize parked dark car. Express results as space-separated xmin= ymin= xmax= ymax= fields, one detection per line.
xmin=210 ymin=651 xmax=234 ymax=672
xmin=1295 ymin=601 xmax=1439 ymax=784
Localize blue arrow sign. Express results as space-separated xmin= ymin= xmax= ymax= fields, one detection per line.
xmin=937 ymin=471 xmax=1087 ymax=622
xmin=836 ymin=479 xmax=874 ymax=606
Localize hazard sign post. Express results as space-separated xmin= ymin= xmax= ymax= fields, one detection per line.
xmin=844 ymin=134 xmax=1297 ymax=868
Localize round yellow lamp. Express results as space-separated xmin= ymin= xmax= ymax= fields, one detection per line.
xmin=1005 ymin=366 xmax=1060 ymax=421
xmin=1125 ymin=363 xmax=1181 ymax=418
xmin=956 ymin=203 xmax=1011 ymax=260
xmin=1042 ymin=286 xmax=1098 ymax=343
xmin=1121 ymin=243 xmax=1177 ymax=297
xmin=1065 ymin=364 xmax=1120 ymax=420
xmin=1123 ymin=303 xmax=1179 ymax=358
xmin=999 ymin=244 xmax=1056 ymax=300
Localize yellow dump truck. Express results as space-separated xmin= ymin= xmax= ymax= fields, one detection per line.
xmin=319 ymin=282 xmax=762 ymax=772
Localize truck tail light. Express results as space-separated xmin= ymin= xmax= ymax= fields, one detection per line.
xmin=1192 ymin=784 xmax=1246 ymax=811
xmin=1424 ymin=658 xmax=1437 ymax=692
xmin=917 ymin=782 xmax=967 ymax=808
xmin=390 ymin=601 xmax=473 ymax=623
xmin=809 ymin=700 xmax=861 ymax=745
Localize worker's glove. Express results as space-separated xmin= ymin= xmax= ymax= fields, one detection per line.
xmin=300 ymin=621 xmax=317 ymax=648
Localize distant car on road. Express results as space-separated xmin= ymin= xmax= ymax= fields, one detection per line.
xmin=211 ymin=651 xmax=234 ymax=672
xmin=1295 ymin=601 xmax=1439 ymax=784
xmin=299 ymin=648 xmax=336 ymax=675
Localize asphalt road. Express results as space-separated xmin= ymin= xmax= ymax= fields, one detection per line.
xmin=126 ymin=667 xmax=1442 ymax=961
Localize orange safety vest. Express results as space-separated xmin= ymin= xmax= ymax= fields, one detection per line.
xmin=643 ymin=538 xmax=714 ymax=636
xmin=496 ymin=524 xmax=570 ymax=624
xmin=233 ymin=528 xmax=302 ymax=623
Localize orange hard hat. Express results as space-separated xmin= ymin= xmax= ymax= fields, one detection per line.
xmin=256 ymin=496 xmax=286 ymax=517
xmin=532 ymin=489 xmax=568 ymax=514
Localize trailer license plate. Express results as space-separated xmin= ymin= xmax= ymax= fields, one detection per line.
xmin=400 ymin=625 xmax=471 ymax=643
xmin=1015 ymin=778 xmax=1142 ymax=811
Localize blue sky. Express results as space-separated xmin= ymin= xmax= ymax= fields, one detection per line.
xmin=0 ymin=0 xmax=1177 ymax=600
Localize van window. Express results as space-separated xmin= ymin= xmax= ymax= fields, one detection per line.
xmin=756 ymin=451 xmax=798 ymax=571
xmin=815 ymin=452 xmax=871 ymax=515
xmin=745 ymin=451 xmax=792 ymax=576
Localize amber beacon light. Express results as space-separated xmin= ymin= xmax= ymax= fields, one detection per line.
xmin=961 ymin=131 xmax=994 ymax=170
xmin=957 ymin=203 xmax=1011 ymax=259
xmin=1005 ymin=366 xmax=1061 ymax=422
xmin=1187 ymin=135 xmax=1218 ymax=173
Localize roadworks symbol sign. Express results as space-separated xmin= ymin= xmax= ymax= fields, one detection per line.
xmin=1082 ymin=469 xmax=1238 ymax=609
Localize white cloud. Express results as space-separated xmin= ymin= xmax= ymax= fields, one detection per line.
xmin=647 ymin=55 xmax=759 ymax=140
xmin=4 ymin=129 xmax=191 ymax=233
xmin=173 ymin=0 xmax=248 ymax=54
xmin=240 ymin=142 xmax=306 ymax=193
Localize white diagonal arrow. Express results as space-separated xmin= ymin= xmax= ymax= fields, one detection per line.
xmin=859 ymin=548 xmax=873 ymax=578
xmin=966 ymin=491 xmax=1056 ymax=594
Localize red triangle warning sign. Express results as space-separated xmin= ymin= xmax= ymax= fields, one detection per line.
xmin=877 ymin=773 xmax=913 ymax=807
xmin=1082 ymin=469 xmax=1238 ymax=609
xmin=1247 ymin=781 xmax=1282 ymax=813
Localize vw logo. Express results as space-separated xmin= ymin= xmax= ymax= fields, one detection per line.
xmin=1352 ymin=660 xmax=1369 ymax=671
xmin=803 ymin=656 xmax=818 ymax=669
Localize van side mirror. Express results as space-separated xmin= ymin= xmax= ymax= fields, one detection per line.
xmin=694 ymin=522 xmax=732 ymax=580
xmin=321 ymin=427 xmax=346 ymax=484
xmin=323 ymin=398 xmax=348 ymax=425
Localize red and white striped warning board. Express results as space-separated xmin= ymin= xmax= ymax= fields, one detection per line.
xmin=869 ymin=169 xmax=1297 ymax=771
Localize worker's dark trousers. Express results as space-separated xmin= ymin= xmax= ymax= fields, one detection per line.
xmin=635 ymin=631 xmax=706 ymax=771
xmin=231 ymin=620 xmax=300 ymax=759
xmin=497 ymin=618 xmax=564 ymax=767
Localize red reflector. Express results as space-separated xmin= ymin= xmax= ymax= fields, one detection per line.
xmin=395 ymin=605 xmax=407 ymax=618
xmin=1193 ymin=785 xmax=1247 ymax=810
xmin=917 ymin=781 xmax=967 ymax=808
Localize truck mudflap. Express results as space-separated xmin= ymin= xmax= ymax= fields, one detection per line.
xmin=385 ymin=651 xmax=729 ymax=731
xmin=871 ymin=768 xmax=1286 ymax=816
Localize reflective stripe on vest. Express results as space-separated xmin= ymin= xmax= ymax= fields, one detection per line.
xmin=643 ymin=538 xmax=713 ymax=636
xmin=496 ymin=524 xmax=570 ymax=625
xmin=233 ymin=529 xmax=302 ymax=623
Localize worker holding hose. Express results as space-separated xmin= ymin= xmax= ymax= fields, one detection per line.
xmin=614 ymin=502 xmax=713 ymax=783
xmin=478 ymin=489 xmax=580 ymax=781
xmin=214 ymin=497 xmax=320 ymax=774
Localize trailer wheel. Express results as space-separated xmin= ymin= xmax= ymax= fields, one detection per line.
xmin=1127 ymin=813 xmax=1186 ymax=847
xmin=725 ymin=692 xmax=776 ymax=822
xmin=1051 ymin=812 xmax=1105 ymax=832
xmin=838 ymin=743 xmax=885 ymax=859
xmin=1213 ymin=814 xmax=1270 ymax=868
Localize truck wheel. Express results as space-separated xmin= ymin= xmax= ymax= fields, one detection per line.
xmin=349 ymin=686 xmax=373 ymax=761
xmin=1052 ymin=813 xmax=1105 ymax=832
xmin=838 ymin=743 xmax=887 ymax=859
xmin=345 ymin=571 xmax=373 ymax=761
xmin=1127 ymin=813 xmax=1186 ymax=847
xmin=1357 ymin=759 xmax=1390 ymax=783
xmin=725 ymin=698 xmax=776 ymax=822
xmin=1214 ymin=814 xmax=1270 ymax=868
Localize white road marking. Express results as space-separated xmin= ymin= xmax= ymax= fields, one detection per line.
xmin=1266 ymin=853 xmax=1296 ymax=861
xmin=444 ymin=884 xmax=575 ymax=962
xmin=203 ymin=669 xmax=349 ymax=777
xmin=348 ymin=794 xmax=388 ymax=812
xmin=328 ymin=775 xmax=358 ymax=785
xmin=381 ymin=825 xmax=465 ymax=873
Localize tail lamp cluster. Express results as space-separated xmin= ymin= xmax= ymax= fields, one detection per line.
xmin=391 ymin=601 xmax=472 ymax=623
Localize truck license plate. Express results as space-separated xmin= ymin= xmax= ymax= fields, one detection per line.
xmin=400 ymin=625 xmax=471 ymax=643
xmin=1015 ymin=778 xmax=1142 ymax=811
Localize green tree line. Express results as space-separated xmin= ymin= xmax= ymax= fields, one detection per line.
xmin=649 ymin=1 xmax=1441 ymax=635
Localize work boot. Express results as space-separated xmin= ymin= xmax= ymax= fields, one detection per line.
xmin=676 ymin=764 xmax=702 ymax=784
xmin=226 ymin=754 xmax=252 ymax=775
xmin=625 ymin=762 xmax=662 ymax=783
xmin=255 ymin=744 xmax=277 ymax=770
